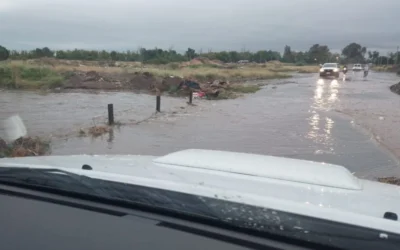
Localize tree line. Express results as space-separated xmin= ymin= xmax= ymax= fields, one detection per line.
xmin=0 ymin=43 xmax=398 ymax=65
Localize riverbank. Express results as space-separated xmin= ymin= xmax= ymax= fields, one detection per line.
xmin=0 ymin=59 xmax=317 ymax=98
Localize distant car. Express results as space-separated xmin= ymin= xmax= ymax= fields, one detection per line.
xmin=352 ymin=64 xmax=363 ymax=71
xmin=319 ymin=63 xmax=340 ymax=78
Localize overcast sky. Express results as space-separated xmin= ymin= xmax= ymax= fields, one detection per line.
xmin=1 ymin=0 xmax=399 ymax=53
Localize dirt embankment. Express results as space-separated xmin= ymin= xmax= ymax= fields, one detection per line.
xmin=389 ymin=82 xmax=400 ymax=95
xmin=61 ymin=70 xmax=232 ymax=98
xmin=63 ymin=71 xmax=175 ymax=91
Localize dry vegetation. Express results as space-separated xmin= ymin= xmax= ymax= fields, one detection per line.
xmin=79 ymin=124 xmax=120 ymax=138
xmin=378 ymin=177 xmax=400 ymax=186
xmin=0 ymin=58 xmax=319 ymax=90
xmin=0 ymin=137 xmax=50 ymax=158
xmin=87 ymin=125 xmax=111 ymax=137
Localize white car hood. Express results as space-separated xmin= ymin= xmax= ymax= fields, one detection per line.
xmin=0 ymin=149 xmax=399 ymax=233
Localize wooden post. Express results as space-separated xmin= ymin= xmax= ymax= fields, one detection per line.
xmin=156 ymin=96 xmax=161 ymax=112
xmin=189 ymin=90 xmax=193 ymax=104
xmin=108 ymin=104 xmax=114 ymax=125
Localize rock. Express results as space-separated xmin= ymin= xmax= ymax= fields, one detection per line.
xmin=390 ymin=82 xmax=400 ymax=95
xmin=211 ymin=80 xmax=220 ymax=87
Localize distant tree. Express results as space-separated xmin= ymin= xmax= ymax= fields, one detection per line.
xmin=377 ymin=56 xmax=389 ymax=65
xmin=293 ymin=51 xmax=308 ymax=64
xmin=330 ymin=52 xmax=341 ymax=62
xmin=0 ymin=45 xmax=10 ymax=61
xmin=55 ymin=50 xmax=67 ymax=59
xmin=215 ymin=51 xmax=230 ymax=62
xmin=373 ymin=51 xmax=380 ymax=61
xmin=307 ymin=44 xmax=330 ymax=63
xmin=41 ymin=47 xmax=53 ymax=57
xmin=367 ymin=51 xmax=373 ymax=60
xmin=228 ymin=51 xmax=239 ymax=62
xmin=282 ymin=45 xmax=294 ymax=63
xmin=110 ymin=51 xmax=118 ymax=61
xmin=185 ymin=48 xmax=197 ymax=60
xmin=367 ymin=50 xmax=380 ymax=64
xmin=34 ymin=48 xmax=44 ymax=58
xmin=342 ymin=43 xmax=367 ymax=63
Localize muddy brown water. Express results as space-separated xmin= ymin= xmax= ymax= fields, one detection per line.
xmin=1 ymin=71 xmax=400 ymax=179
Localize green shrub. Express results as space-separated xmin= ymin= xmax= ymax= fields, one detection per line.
xmin=0 ymin=65 xmax=65 ymax=89
xmin=20 ymin=67 xmax=57 ymax=80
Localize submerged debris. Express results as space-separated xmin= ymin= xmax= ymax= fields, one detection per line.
xmin=87 ymin=125 xmax=111 ymax=137
xmin=0 ymin=137 xmax=50 ymax=158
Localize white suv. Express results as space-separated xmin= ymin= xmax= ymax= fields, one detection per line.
xmin=352 ymin=64 xmax=363 ymax=71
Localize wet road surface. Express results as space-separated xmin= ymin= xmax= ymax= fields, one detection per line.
xmin=0 ymin=91 xmax=186 ymax=137
xmin=2 ymin=72 xmax=400 ymax=179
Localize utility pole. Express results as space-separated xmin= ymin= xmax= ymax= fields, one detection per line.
xmin=396 ymin=46 xmax=399 ymax=65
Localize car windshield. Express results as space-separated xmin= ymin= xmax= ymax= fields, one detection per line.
xmin=323 ymin=63 xmax=337 ymax=67
xmin=1 ymin=0 xmax=400 ymax=248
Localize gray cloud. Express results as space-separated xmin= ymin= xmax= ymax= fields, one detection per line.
xmin=1 ymin=0 xmax=399 ymax=53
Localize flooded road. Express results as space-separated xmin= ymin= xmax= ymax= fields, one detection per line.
xmin=2 ymin=72 xmax=400 ymax=179
xmin=0 ymin=91 xmax=186 ymax=137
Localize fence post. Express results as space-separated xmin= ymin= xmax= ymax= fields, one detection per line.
xmin=108 ymin=104 xmax=114 ymax=125
xmin=188 ymin=90 xmax=193 ymax=104
xmin=156 ymin=95 xmax=161 ymax=112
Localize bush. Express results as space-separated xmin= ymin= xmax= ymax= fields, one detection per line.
xmin=20 ymin=67 xmax=57 ymax=80
xmin=0 ymin=45 xmax=9 ymax=61
xmin=0 ymin=66 xmax=12 ymax=83
xmin=0 ymin=65 xmax=65 ymax=89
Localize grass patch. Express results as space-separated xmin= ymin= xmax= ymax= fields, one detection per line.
xmin=267 ymin=64 xmax=318 ymax=73
xmin=229 ymin=84 xmax=261 ymax=93
xmin=7 ymin=60 xmax=293 ymax=82
xmin=0 ymin=62 xmax=65 ymax=89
